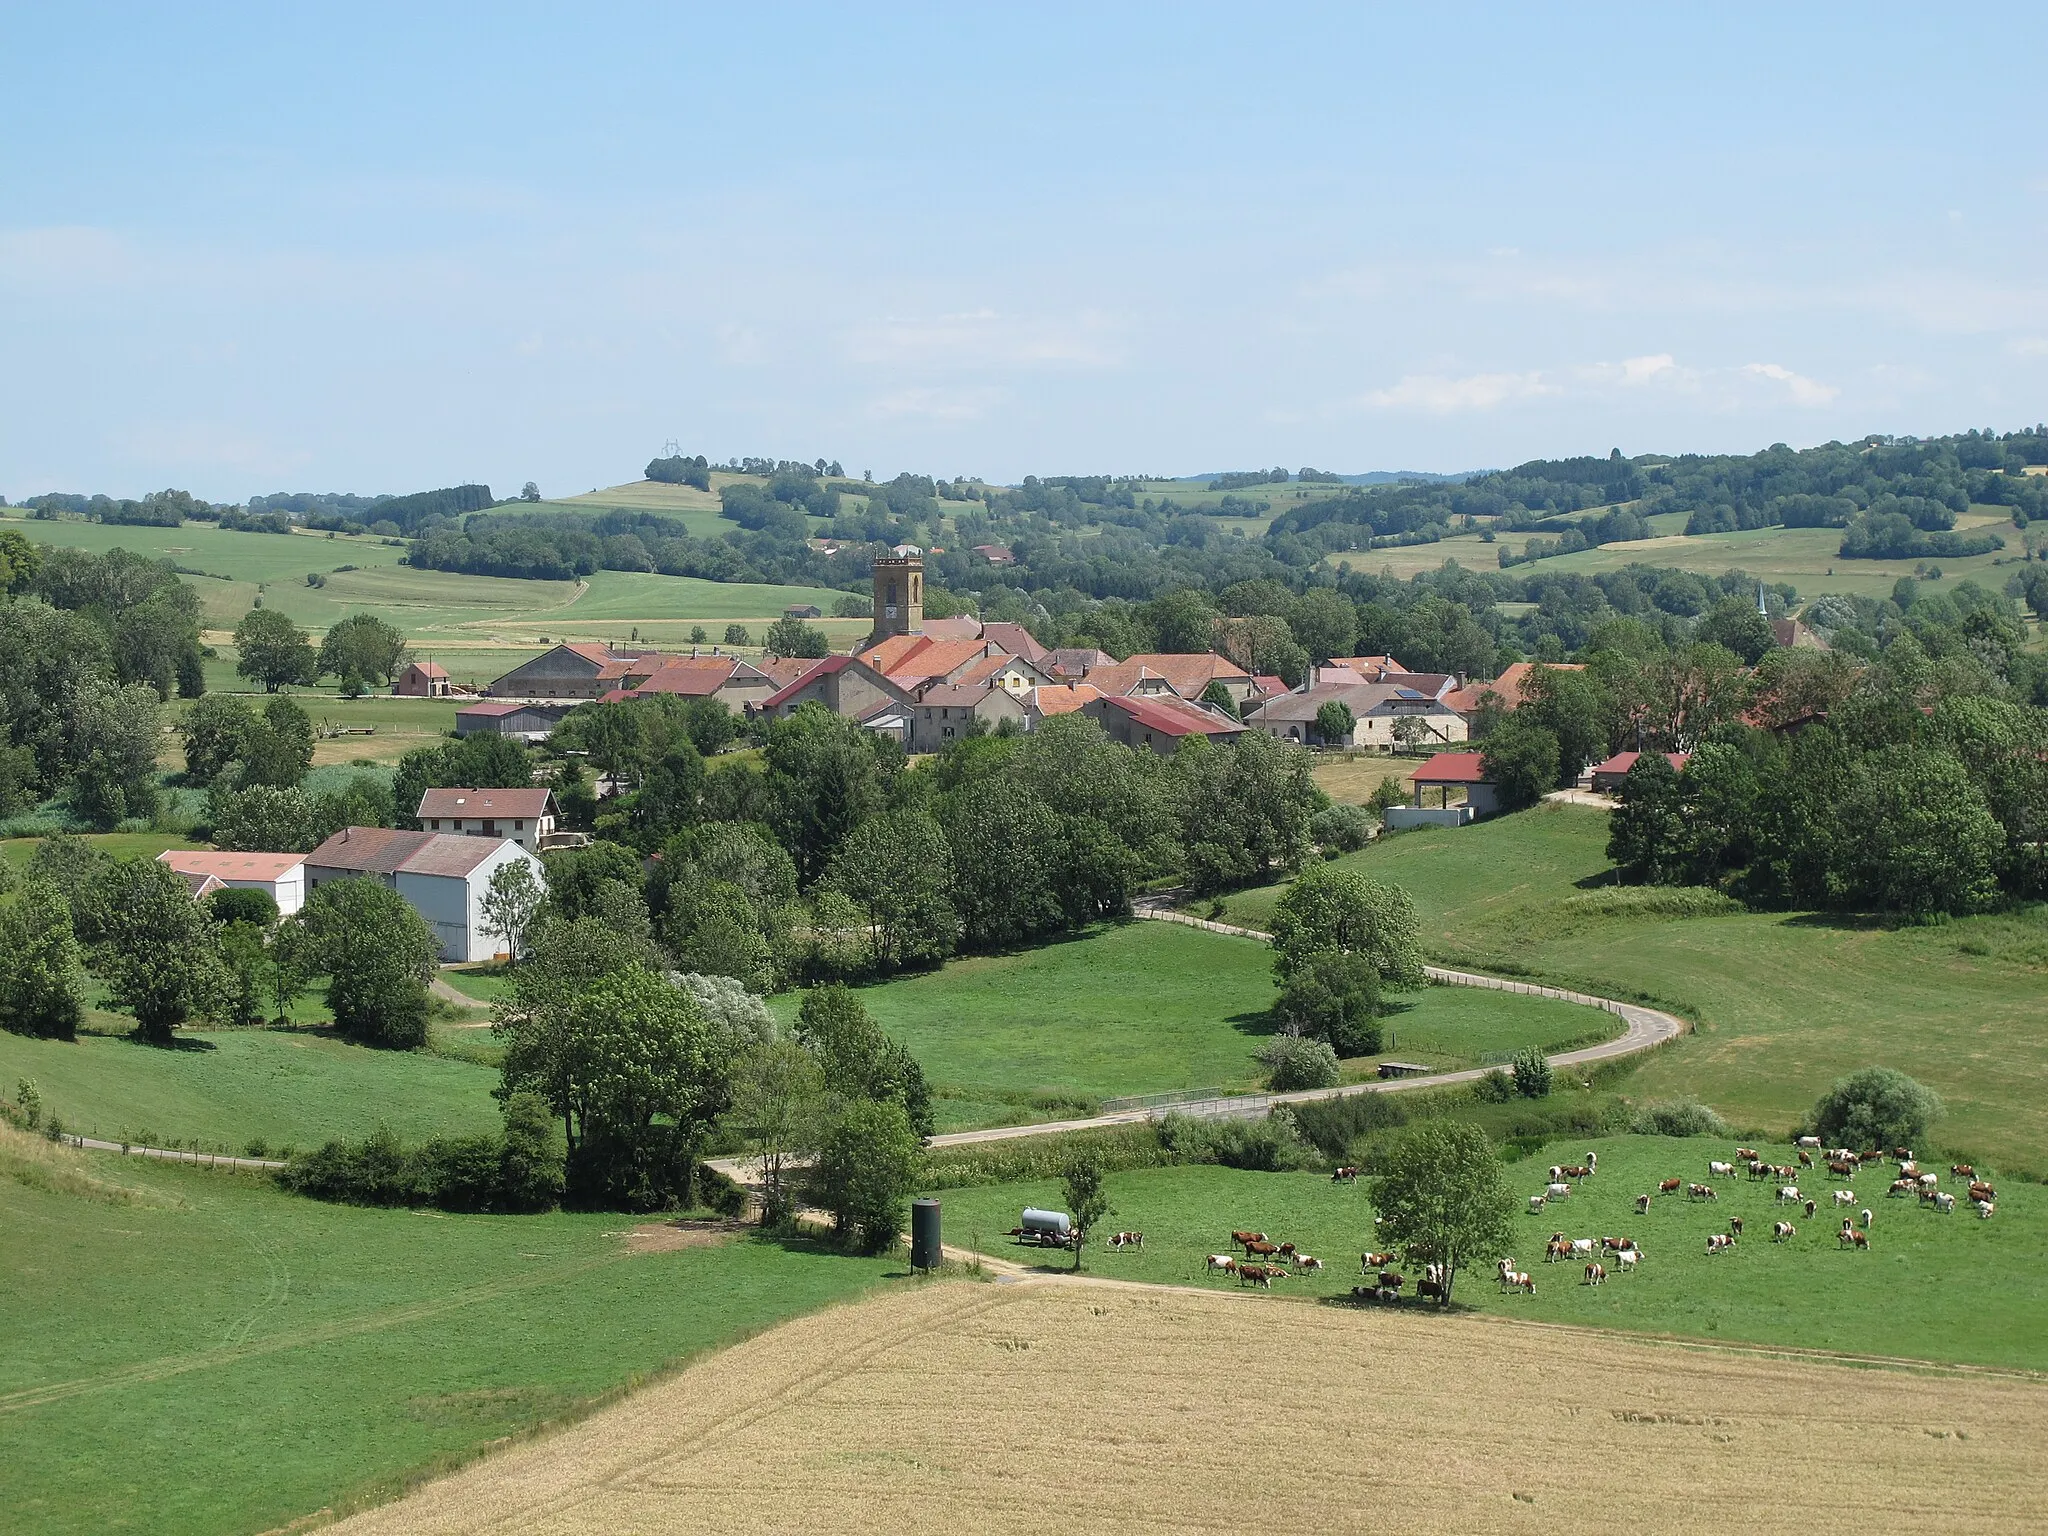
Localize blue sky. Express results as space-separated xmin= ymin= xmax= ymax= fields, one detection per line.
xmin=3 ymin=4 xmax=2044 ymax=499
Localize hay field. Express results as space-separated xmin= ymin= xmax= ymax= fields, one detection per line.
xmin=330 ymin=1279 xmax=2048 ymax=1535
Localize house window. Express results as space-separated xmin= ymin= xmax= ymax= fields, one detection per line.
xmin=514 ymin=820 xmax=524 ymax=831
xmin=430 ymin=819 xmax=440 ymax=829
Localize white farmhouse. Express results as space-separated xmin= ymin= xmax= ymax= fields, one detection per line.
xmin=415 ymin=786 xmax=557 ymax=850
xmin=156 ymin=849 xmax=307 ymax=915
xmin=303 ymin=827 xmax=545 ymax=962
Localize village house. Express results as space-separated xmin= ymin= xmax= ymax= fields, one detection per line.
xmin=1082 ymin=692 xmax=1245 ymax=756
xmin=908 ymin=684 xmax=1028 ymax=752
xmin=1442 ymin=661 xmax=1584 ymax=725
xmin=156 ymin=849 xmax=307 ymax=915
xmin=487 ymin=641 xmax=663 ymax=701
xmin=391 ymin=660 xmax=452 ymax=698
xmin=415 ymin=787 xmax=558 ymax=850
xmin=303 ymin=827 xmax=545 ymax=962
xmin=1588 ymin=750 xmax=1690 ymax=793
xmin=752 ymin=654 xmax=914 ymax=727
xmin=1243 ymin=682 xmax=1469 ymax=748
xmin=1072 ymin=652 xmax=1258 ymax=706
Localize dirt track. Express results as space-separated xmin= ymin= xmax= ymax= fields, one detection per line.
xmin=325 ymin=1279 xmax=2048 ymax=1535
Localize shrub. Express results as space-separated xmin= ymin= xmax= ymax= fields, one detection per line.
xmin=1808 ymin=1066 xmax=1943 ymax=1152
xmin=1274 ymin=950 xmax=1383 ymax=1056
xmin=1156 ymin=1110 xmax=1313 ymax=1172
xmin=1288 ymin=1091 xmax=1407 ymax=1161
xmin=1510 ymin=1047 xmax=1552 ymax=1099
xmin=920 ymin=1125 xmax=1166 ymax=1190
xmin=277 ymin=1095 xmax=564 ymax=1212
xmin=813 ymin=1098 xmax=920 ymax=1254
xmin=1309 ymin=803 xmax=1374 ymax=854
xmin=1257 ymin=1035 xmax=1341 ymax=1091
xmin=1630 ymin=1097 xmax=1732 ymax=1138
xmin=1471 ymin=1069 xmax=1515 ymax=1104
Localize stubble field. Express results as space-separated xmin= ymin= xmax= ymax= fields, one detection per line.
xmin=326 ymin=1279 xmax=2048 ymax=1536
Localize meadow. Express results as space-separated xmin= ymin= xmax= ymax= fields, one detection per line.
xmin=929 ymin=1133 xmax=2048 ymax=1369
xmin=1213 ymin=805 xmax=2048 ymax=1170
xmin=325 ymin=1278 xmax=2048 ymax=1535
xmin=0 ymin=1134 xmax=900 ymax=1536
xmin=0 ymin=1026 xmax=501 ymax=1153
xmin=773 ymin=922 xmax=1611 ymax=1131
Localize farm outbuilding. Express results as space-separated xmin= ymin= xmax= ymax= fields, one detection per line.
xmin=304 ymin=827 xmax=545 ymax=961
xmin=1383 ymin=751 xmax=1498 ymax=828
xmin=156 ymin=849 xmax=307 ymax=915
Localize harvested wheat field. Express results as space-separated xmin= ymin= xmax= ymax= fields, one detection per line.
xmin=329 ymin=1280 xmax=2048 ymax=1535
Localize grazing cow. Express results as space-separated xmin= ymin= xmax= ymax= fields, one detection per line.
xmin=1834 ymin=1189 xmax=1857 ymax=1207
xmin=1976 ymin=1200 xmax=1996 ymax=1220
xmin=1951 ymin=1164 xmax=1975 ymax=1179
xmin=1934 ymin=1192 xmax=1956 ymax=1214
xmin=1332 ymin=1166 xmax=1360 ymax=1183
xmin=1825 ymin=1148 xmax=1854 ymax=1164
xmin=1296 ymin=1255 xmax=1324 ymax=1271
xmin=1635 ymin=1193 xmax=1652 ymax=1215
xmin=1893 ymin=1147 xmax=1913 ymax=1161
xmin=1776 ymin=1185 xmax=1801 ymax=1204
xmin=1707 ymin=1233 xmax=1734 ymax=1254
xmin=1969 ymin=1181 xmax=1997 ymax=1203
xmin=1709 ymin=1160 xmax=1735 ymax=1178
xmin=1803 ymin=1200 xmax=1817 ymax=1219
xmin=1860 ymin=1208 xmax=1873 ymax=1229
xmin=1247 ymin=1240 xmax=1279 ymax=1259
xmin=1888 ymin=1179 xmax=1917 ymax=1198
xmin=1239 ymin=1264 xmax=1285 ymax=1289
xmin=1748 ymin=1161 xmax=1770 ymax=1181
xmin=1776 ymin=1164 xmax=1799 ymax=1180
xmin=1772 ymin=1221 xmax=1796 ymax=1243
xmin=1727 ymin=1216 xmax=1744 ymax=1239
xmin=1545 ymin=1238 xmax=1571 ymax=1263
xmin=1569 ymin=1238 xmax=1596 ymax=1261
xmin=1798 ymin=1150 xmax=1813 ymax=1168
xmin=1230 ymin=1231 xmax=1263 ymax=1250
xmin=1563 ymin=1164 xmax=1592 ymax=1181
xmin=1205 ymin=1254 xmax=1237 ymax=1274
xmin=1277 ymin=1242 xmax=1298 ymax=1258
xmin=1735 ymin=1147 xmax=1759 ymax=1162
xmin=1688 ymin=1183 xmax=1717 ymax=1202
xmin=1797 ymin=1136 xmax=1822 ymax=1150
xmin=1418 ymin=1279 xmax=1447 ymax=1302
xmin=1584 ymin=1262 xmax=1607 ymax=1286
xmin=1504 ymin=1270 xmax=1535 ymax=1293
xmin=1827 ymin=1159 xmax=1856 ymax=1180
xmin=1586 ymin=1152 xmax=1598 ymax=1175
xmin=1837 ymin=1228 xmax=1867 ymax=1249
xmin=1546 ymin=1182 xmax=1573 ymax=1200
xmin=1859 ymin=1149 xmax=1883 ymax=1163
xmin=1377 ymin=1271 xmax=1405 ymax=1291
xmin=1659 ymin=1178 xmax=1683 ymax=1196
xmin=1617 ymin=1249 xmax=1639 ymax=1274
xmin=1109 ymin=1231 xmax=1144 ymax=1250
xmin=1529 ymin=1195 xmax=1548 ymax=1214
xmin=1601 ymin=1236 xmax=1631 ymax=1253
xmin=1362 ymin=1251 xmax=1395 ymax=1271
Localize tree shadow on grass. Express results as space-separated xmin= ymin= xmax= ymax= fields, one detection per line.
xmin=124 ymin=1031 xmax=216 ymax=1052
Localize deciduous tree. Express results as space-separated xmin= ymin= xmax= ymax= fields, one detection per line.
xmin=1366 ymin=1121 xmax=1513 ymax=1305
xmin=234 ymin=608 xmax=317 ymax=692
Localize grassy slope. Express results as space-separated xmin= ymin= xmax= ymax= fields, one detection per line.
xmin=0 ymin=1150 xmax=896 ymax=1536
xmin=1217 ymin=804 xmax=2048 ymax=1169
xmin=931 ymin=1133 xmax=2048 ymax=1369
xmin=0 ymin=1029 xmax=501 ymax=1153
xmin=773 ymin=922 xmax=1608 ymax=1131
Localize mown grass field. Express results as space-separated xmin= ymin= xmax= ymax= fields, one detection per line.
xmin=158 ymin=694 xmax=458 ymax=767
xmin=1308 ymin=751 xmax=1422 ymax=805
xmin=930 ymin=1133 xmax=2048 ymax=1369
xmin=326 ymin=1278 xmax=2048 ymax=1535
xmin=1213 ymin=806 xmax=2048 ymax=1169
xmin=0 ymin=1135 xmax=899 ymax=1536
xmin=773 ymin=922 xmax=1610 ymax=1131
xmin=0 ymin=1028 xmax=500 ymax=1154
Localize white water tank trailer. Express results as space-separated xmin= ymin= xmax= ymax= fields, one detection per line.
xmin=1019 ymin=1208 xmax=1072 ymax=1247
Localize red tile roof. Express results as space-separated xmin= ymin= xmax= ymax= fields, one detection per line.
xmin=1086 ymin=652 xmax=1250 ymax=699
xmin=404 ymin=661 xmax=450 ymax=678
xmin=621 ymin=656 xmax=741 ymax=697
xmin=417 ymin=787 xmax=552 ymax=820
xmin=307 ymin=827 xmax=439 ymax=875
xmin=1590 ymin=750 xmax=1689 ymax=779
xmin=1096 ymin=692 xmax=1244 ymax=739
xmin=883 ymin=638 xmax=991 ymax=687
xmin=1026 ymin=684 xmax=1100 ymax=716
xmin=757 ymin=656 xmax=846 ymax=711
xmin=1443 ymin=661 xmax=1584 ymax=715
xmin=978 ymin=621 xmax=1047 ymax=663
xmin=392 ymin=835 xmax=510 ymax=878
xmin=1410 ymin=751 xmax=1492 ymax=785
xmin=158 ymin=850 xmax=305 ymax=881
xmin=456 ymin=700 xmax=531 ymax=718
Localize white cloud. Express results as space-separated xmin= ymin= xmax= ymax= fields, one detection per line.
xmin=1355 ymin=370 xmax=1554 ymax=413
xmin=1740 ymin=361 xmax=1839 ymax=405
xmin=1619 ymin=353 xmax=1677 ymax=385
xmin=2009 ymin=337 xmax=2048 ymax=357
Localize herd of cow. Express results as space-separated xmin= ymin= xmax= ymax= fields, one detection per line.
xmin=1203 ymin=1230 xmax=1330 ymax=1289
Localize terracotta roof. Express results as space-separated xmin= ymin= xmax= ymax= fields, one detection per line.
xmin=1443 ymin=661 xmax=1584 ymax=715
xmin=978 ymin=621 xmax=1047 ymax=663
xmin=748 ymin=656 xmax=816 ymax=690
xmin=883 ymin=638 xmax=991 ymax=687
xmin=757 ymin=656 xmax=847 ymax=710
xmin=1086 ymin=652 xmax=1250 ymax=699
xmin=1095 ymin=692 xmax=1244 ymax=739
xmin=457 ymin=700 xmax=534 ymax=718
xmin=158 ymin=850 xmax=305 ymax=881
xmin=392 ymin=834 xmax=509 ymax=878
xmin=417 ymin=787 xmax=552 ymax=820
xmin=306 ymin=827 xmax=438 ymax=875
xmin=1410 ymin=751 xmax=1492 ymax=785
xmin=920 ymin=616 xmax=983 ymax=642
xmin=948 ymin=653 xmax=1011 ymax=688
xmin=1329 ymin=655 xmax=1408 ymax=678
xmin=563 ymin=641 xmax=616 ymax=664
xmin=1249 ymin=675 xmax=1289 ymax=700
xmin=623 ymin=657 xmax=741 ymax=697
xmin=1026 ymin=684 xmax=1100 ymax=716
xmin=1590 ymin=750 xmax=1689 ymax=778
xmin=404 ymin=661 xmax=450 ymax=678
xmin=859 ymin=633 xmax=929 ymax=671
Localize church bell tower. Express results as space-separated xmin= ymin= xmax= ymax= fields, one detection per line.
xmin=870 ymin=549 xmax=924 ymax=642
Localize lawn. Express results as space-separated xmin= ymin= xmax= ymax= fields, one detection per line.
xmin=0 ymin=1138 xmax=899 ymax=1536
xmin=1214 ymin=804 xmax=2048 ymax=1170
xmin=773 ymin=922 xmax=1612 ymax=1132
xmin=161 ymin=694 xmax=458 ymax=768
xmin=929 ymin=1133 xmax=2048 ymax=1369
xmin=1308 ymin=752 xmax=1423 ymax=806
xmin=0 ymin=1028 xmax=501 ymax=1155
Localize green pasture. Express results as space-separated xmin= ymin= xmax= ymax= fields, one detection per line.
xmin=0 ymin=1028 xmax=500 ymax=1154
xmin=0 ymin=1151 xmax=897 ymax=1536
xmin=1214 ymin=805 xmax=2048 ymax=1169
xmin=932 ymin=1134 xmax=2047 ymax=1369
xmin=775 ymin=922 xmax=1614 ymax=1132
xmin=0 ymin=831 xmax=200 ymax=870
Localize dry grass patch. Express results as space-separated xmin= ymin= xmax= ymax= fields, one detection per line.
xmin=329 ymin=1280 xmax=2048 ymax=1535
xmin=0 ymin=1122 xmax=180 ymax=1208
xmin=619 ymin=1219 xmax=747 ymax=1255
xmin=1311 ymin=753 xmax=1424 ymax=806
